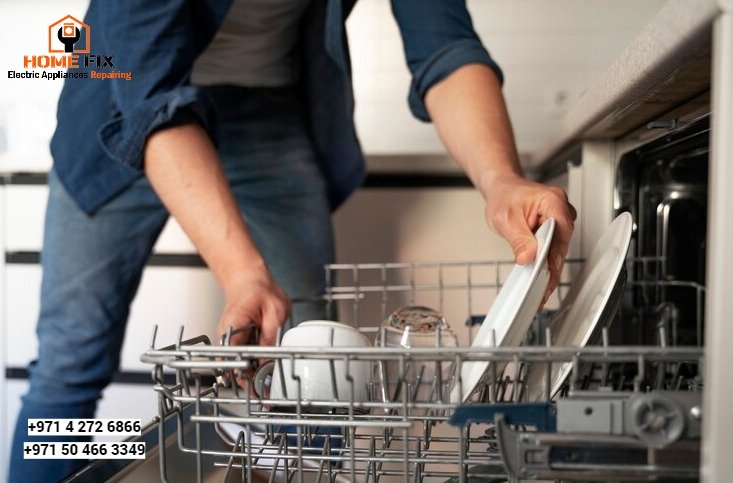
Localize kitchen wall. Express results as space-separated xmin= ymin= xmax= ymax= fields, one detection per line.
xmin=347 ymin=0 xmax=667 ymax=167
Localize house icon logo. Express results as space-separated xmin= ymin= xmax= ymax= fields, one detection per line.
xmin=48 ymin=15 xmax=90 ymax=54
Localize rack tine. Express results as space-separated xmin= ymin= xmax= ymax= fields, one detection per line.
xmin=568 ymin=355 xmax=580 ymax=394
xmin=345 ymin=355 xmax=355 ymax=419
xmin=315 ymin=433 xmax=329 ymax=483
xmin=438 ymin=262 xmax=445 ymax=314
xmin=601 ymin=327 xmax=610 ymax=388
xmin=220 ymin=430 xmax=245 ymax=483
xmin=149 ymin=324 xmax=159 ymax=350
xmin=223 ymin=326 xmax=233 ymax=347
xmin=194 ymin=377 xmax=203 ymax=483
xmin=325 ymin=265 xmax=333 ymax=319
xmin=434 ymin=326 xmax=444 ymax=405
xmin=655 ymin=326 xmax=668 ymax=390
xmin=267 ymin=437 xmax=287 ymax=483
xmin=328 ymin=328 xmax=340 ymax=401
xmin=347 ymin=426 xmax=357 ymax=483
xmin=455 ymin=354 xmax=464 ymax=403
xmin=543 ymin=327 xmax=553 ymax=401
xmin=366 ymin=437 xmax=376 ymax=483
xmin=352 ymin=265 xmax=360 ymax=327
xmin=489 ymin=329 xmax=498 ymax=401
xmin=411 ymin=364 xmax=427 ymax=405
xmin=381 ymin=264 xmax=388 ymax=321
xmin=466 ymin=262 xmax=472 ymax=345
xmin=634 ymin=354 xmax=646 ymax=392
xmin=287 ymin=355 xmax=304 ymax=483
xmin=414 ymin=438 xmax=423 ymax=483
xmin=511 ymin=355 xmax=521 ymax=402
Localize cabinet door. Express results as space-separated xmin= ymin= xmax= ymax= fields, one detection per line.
xmin=4 ymin=264 xmax=222 ymax=372
xmin=3 ymin=183 xmax=196 ymax=253
xmin=2 ymin=180 xmax=221 ymax=374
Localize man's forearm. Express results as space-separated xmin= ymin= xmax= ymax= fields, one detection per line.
xmin=424 ymin=63 xmax=576 ymax=297
xmin=143 ymin=124 xmax=266 ymax=288
xmin=424 ymin=64 xmax=522 ymax=195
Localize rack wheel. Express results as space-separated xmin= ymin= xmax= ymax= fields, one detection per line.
xmin=628 ymin=393 xmax=685 ymax=447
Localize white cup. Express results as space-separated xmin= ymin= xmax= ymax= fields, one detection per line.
xmin=255 ymin=320 xmax=372 ymax=412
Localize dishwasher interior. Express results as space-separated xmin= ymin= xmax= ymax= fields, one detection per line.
xmin=124 ymin=258 xmax=703 ymax=482
xmin=68 ymin=119 xmax=709 ymax=483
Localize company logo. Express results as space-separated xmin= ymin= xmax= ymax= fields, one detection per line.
xmin=48 ymin=15 xmax=90 ymax=54
xmin=8 ymin=14 xmax=132 ymax=81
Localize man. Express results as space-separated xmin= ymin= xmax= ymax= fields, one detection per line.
xmin=9 ymin=0 xmax=576 ymax=480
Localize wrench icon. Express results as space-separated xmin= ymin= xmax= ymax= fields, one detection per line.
xmin=57 ymin=26 xmax=81 ymax=53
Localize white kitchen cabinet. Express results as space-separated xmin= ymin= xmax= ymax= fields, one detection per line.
xmin=4 ymin=264 xmax=222 ymax=372
xmin=2 ymin=184 xmax=196 ymax=254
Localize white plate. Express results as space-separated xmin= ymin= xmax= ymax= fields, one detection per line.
xmin=523 ymin=212 xmax=633 ymax=401
xmin=450 ymin=218 xmax=555 ymax=403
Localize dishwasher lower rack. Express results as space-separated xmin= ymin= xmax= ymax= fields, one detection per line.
xmin=140 ymin=338 xmax=702 ymax=483
xmin=138 ymin=258 xmax=705 ymax=482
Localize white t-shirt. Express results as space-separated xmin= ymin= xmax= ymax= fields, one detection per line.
xmin=192 ymin=0 xmax=312 ymax=87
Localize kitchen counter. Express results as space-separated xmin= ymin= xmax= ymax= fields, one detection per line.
xmin=534 ymin=0 xmax=731 ymax=170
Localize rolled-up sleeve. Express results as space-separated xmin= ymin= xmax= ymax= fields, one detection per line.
xmin=99 ymin=86 xmax=215 ymax=171
xmin=95 ymin=0 xmax=222 ymax=170
xmin=390 ymin=0 xmax=504 ymax=122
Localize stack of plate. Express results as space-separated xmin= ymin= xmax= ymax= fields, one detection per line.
xmin=523 ymin=212 xmax=633 ymax=400
xmin=450 ymin=218 xmax=555 ymax=403
xmin=450 ymin=212 xmax=633 ymax=403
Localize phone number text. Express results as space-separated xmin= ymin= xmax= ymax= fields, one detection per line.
xmin=23 ymin=442 xmax=146 ymax=459
xmin=28 ymin=419 xmax=142 ymax=436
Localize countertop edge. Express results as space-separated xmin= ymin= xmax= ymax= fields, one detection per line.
xmin=533 ymin=0 xmax=722 ymax=167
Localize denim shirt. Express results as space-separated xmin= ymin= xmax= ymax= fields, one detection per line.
xmin=51 ymin=0 xmax=502 ymax=214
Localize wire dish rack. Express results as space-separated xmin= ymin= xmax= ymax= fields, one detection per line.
xmin=140 ymin=258 xmax=705 ymax=483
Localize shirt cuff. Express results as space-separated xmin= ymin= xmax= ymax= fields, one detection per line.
xmin=408 ymin=39 xmax=504 ymax=122
xmin=98 ymin=86 xmax=216 ymax=171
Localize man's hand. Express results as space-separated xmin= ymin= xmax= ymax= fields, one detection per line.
xmin=425 ymin=64 xmax=577 ymax=300
xmin=217 ymin=268 xmax=291 ymax=347
xmin=482 ymin=174 xmax=576 ymax=299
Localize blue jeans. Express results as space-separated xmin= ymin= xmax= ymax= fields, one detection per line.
xmin=9 ymin=86 xmax=335 ymax=482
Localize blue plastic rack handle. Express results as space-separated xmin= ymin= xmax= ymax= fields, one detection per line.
xmin=448 ymin=403 xmax=557 ymax=432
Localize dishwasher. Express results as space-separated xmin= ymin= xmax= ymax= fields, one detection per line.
xmin=62 ymin=260 xmax=704 ymax=483
xmin=62 ymin=119 xmax=709 ymax=483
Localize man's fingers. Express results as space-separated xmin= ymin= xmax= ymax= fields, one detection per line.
xmin=231 ymin=326 xmax=255 ymax=346
xmin=259 ymin=301 xmax=289 ymax=347
xmin=259 ymin=322 xmax=277 ymax=347
xmin=551 ymin=209 xmax=574 ymax=263
xmin=218 ymin=315 xmax=255 ymax=346
xmin=495 ymin=214 xmax=538 ymax=265
xmin=544 ymin=201 xmax=576 ymax=298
